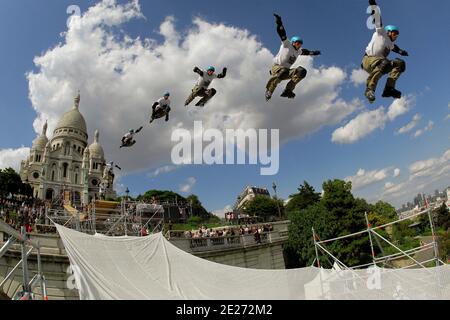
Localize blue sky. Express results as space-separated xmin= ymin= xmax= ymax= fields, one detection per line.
xmin=0 ymin=0 xmax=449 ymax=214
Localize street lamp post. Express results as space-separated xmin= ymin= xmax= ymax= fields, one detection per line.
xmin=125 ymin=187 xmax=130 ymax=201
xmin=272 ymin=182 xmax=282 ymax=219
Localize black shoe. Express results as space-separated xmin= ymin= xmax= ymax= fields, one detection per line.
xmin=382 ymin=87 xmax=402 ymax=99
xmin=365 ymin=89 xmax=376 ymax=103
xmin=281 ymin=90 xmax=295 ymax=99
xmin=265 ymin=91 xmax=272 ymax=101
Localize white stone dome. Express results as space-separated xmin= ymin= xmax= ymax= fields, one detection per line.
xmin=31 ymin=121 xmax=48 ymax=151
xmin=32 ymin=135 xmax=49 ymax=151
xmin=54 ymin=93 xmax=87 ymax=134
xmin=88 ymin=130 xmax=104 ymax=158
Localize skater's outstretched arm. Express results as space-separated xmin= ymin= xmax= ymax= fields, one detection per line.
xmin=369 ymin=0 xmax=383 ymax=29
xmin=193 ymin=67 xmax=204 ymax=77
xmin=217 ymin=67 xmax=227 ymax=79
xmin=274 ymin=14 xmax=287 ymax=42
xmin=301 ymin=49 xmax=321 ymax=56
xmin=392 ymin=44 xmax=409 ymax=56
xmin=152 ymin=102 xmax=159 ymax=110
xmin=135 ymin=126 xmax=144 ymax=134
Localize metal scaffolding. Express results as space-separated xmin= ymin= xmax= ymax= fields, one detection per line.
xmin=312 ymin=208 xmax=446 ymax=271
xmin=0 ymin=221 xmax=48 ymax=300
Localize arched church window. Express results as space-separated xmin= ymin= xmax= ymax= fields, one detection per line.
xmin=63 ymin=163 xmax=68 ymax=178
xmin=51 ymin=163 xmax=57 ymax=181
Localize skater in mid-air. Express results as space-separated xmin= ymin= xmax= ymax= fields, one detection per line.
xmin=103 ymin=161 xmax=122 ymax=171
xmin=184 ymin=66 xmax=227 ymax=107
xmin=265 ymin=14 xmax=321 ymax=101
xmin=362 ymin=0 xmax=409 ymax=103
xmin=150 ymin=92 xmax=171 ymax=124
xmin=120 ymin=126 xmax=143 ymax=148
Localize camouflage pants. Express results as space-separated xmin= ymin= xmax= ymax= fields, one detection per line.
xmin=266 ymin=64 xmax=307 ymax=94
xmin=185 ymin=85 xmax=209 ymax=105
xmin=362 ymin=56 xmax=406 ymax=91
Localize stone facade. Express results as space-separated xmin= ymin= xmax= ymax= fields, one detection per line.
xmin=19 ymin=93 xmax=116 ymax=205
xmin=234 ymin=186 xmax=271 ymax=211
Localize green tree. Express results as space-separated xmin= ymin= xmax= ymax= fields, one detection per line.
xmin=436 ymin=203 xmax=450 ymax=231
xmin=243 ymin=195 xmax=281 ymax=221
xmin=285 ymin=181 xmax=321 ymax=216
xmin=137 ymin=190 xmax=186 ymax=203
xmin=439 ymin=230 xmax=450 ymax=262
xmin=186 ymin=194 xmax=210 ymax=219
xmin=286 ymin=179 xmax=373 ymax=268
xmin=368 ymin=201 xmax=397 ymax=226
xmin=187 ymin=215 xmax=203 ymax=227
xmin=0 ymin=168 xmax=29 ymax=199
xmin=286 ymin=203 xmax=336 ymax=268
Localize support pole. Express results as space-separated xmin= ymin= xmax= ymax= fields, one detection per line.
xmin=427 ymin=208 xmax=440 ymax=267
xmin=370 ymin=229 xmax=429 ymax=270
xmin=364 ymin=212 xmax=377 ymax=266
xmin=37 ymin=247 xmax=46 ymax=299
xmin=0 ymin=248 xmax=33 ymax=288
xmin=312 ymin=227 xmax=320 ymax=268
xmin=0 ymin=236 xmax=16 ymax=259
xmin=20 ymin=227 xmax=30 ymax=293
xmin=92 ymin=200 xmax=96 ymax=233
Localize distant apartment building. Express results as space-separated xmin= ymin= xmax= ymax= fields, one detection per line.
xmin=234 ymin=186 xmax=271 ymax=212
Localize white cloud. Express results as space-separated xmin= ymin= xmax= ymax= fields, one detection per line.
xmin=332 ymin=96 xmax=414 ymax=144
xmin=212 ymin=204 xmax=233 ymax=218
xmin=24 ymin=0 xmax=360 ymax=176
xmin=350 ymin=69 xmax=368 ymax=87
xmin=180 ymin=177 xmax=196 ymax=193
xmin=147 ymin=165 xmax=179 ymax=178
xmin=380 ymin=148 xmax=450 ymax=206
xmin=345 ymin=167 xmax=391 ymax=190
xmin=446 ymin=102 xmax=450 ymax=121
xmin=384 ymin=182 xmax=394 ymax=189
xmin=387 ymin=96 xmax=414 ymax=121
xmin=413 ymin=120 xmax=434 ymax=138
xmin=0 ymin=148 xmax=31 ymax=171
xmin=393 ymin=168 xmax=400 ymax=177
xmin=332 ymin=107 xmax=385 ymax=144
xmin=396 ymin=114 xmax=421 ymax=135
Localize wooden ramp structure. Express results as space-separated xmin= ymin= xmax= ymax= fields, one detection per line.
xmin=93 ymin=200 xmax=121 ymax=223
xmin=63 ymin=204 xmax=87 ymax=222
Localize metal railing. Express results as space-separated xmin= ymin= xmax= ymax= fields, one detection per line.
xmin=169 ymin=229 xmax=288 ymax=253
xmin=0 ymin=220 xmax=48 ymax=300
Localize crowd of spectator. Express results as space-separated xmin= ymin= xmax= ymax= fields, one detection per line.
xmin=0 ymin=199 xmax=50 ymax=233
xmin=182 ymin=224 xmax=274 ymax=244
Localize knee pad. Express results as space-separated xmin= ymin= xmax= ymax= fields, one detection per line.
xmin=393 ymin=59 xmax=406 ymax=73
xmin=378 ymin=59 xmax=392 ymax=73
xmin=209 ymin=88 xmax=217 ymax=97
xmin=276 ymin=68 xmax=289 ymax=79
xmin=296 ymin=67 xmax=307 ymax=79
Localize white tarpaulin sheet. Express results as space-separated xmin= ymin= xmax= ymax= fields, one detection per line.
xmin=55 ymin=224 xmax=450 ymax=300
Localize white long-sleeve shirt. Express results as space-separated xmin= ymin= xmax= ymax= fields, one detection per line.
xmin=274 ymin=39 xmax=303 ymax=68
xmin=365 ymin=27 xmax=395 ymax=58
